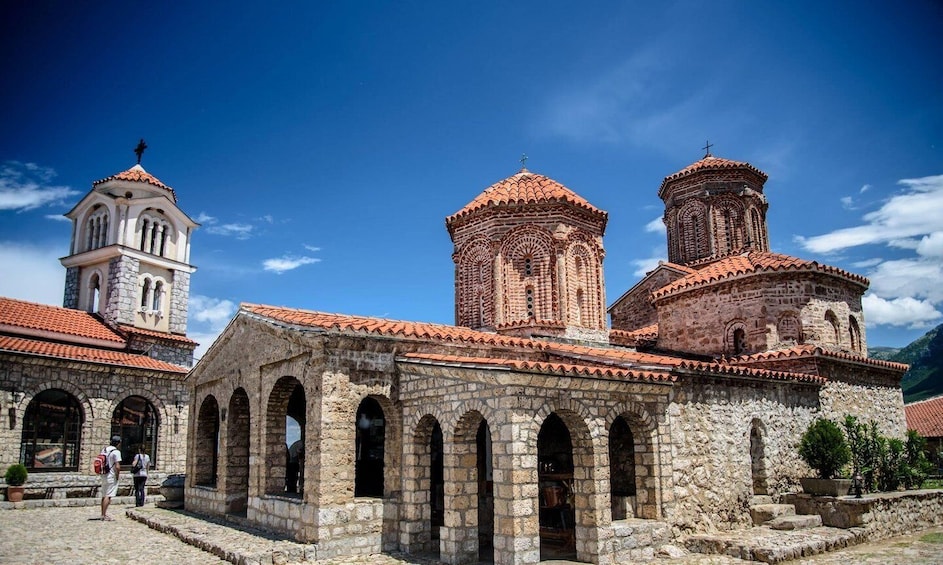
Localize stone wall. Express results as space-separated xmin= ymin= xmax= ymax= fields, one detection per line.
xmin=786 ymin=490 xmax=943 ymax=538
xmin=609 ymin=266 xmax=685 ymax=333
xmin=663 ymin=377 xmax=821 ymax=535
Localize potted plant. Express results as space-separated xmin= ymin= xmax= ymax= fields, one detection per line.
xmin=4 ymin=463 xmax=27 ymax=502
xmin=798 ymin=418 xmax=852 ymax=496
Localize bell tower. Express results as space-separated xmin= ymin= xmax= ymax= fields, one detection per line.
xmin=660 ymin=151 xmax=770 ymax=266
xmin=60 ymin=144 xmax=199 ymax=365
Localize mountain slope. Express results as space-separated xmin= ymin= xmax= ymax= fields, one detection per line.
xmin=892 ymin=323 xmax=943 ymax=403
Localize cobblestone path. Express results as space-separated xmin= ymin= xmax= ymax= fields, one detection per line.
xmin=0 ymin=503 xmax=940 ymax=565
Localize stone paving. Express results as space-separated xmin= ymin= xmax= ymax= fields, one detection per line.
xmin=0 ymin=502 xmax=941 ymax=565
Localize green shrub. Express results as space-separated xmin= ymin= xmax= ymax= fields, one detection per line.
xmin=799 ymin=418 xmax=851 ymax=479
xmin=4 ymin=463 xmax=27 ymax=486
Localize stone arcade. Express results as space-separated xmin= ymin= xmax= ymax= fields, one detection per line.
xmin=186 ymin=154 xmax=907 ymax=564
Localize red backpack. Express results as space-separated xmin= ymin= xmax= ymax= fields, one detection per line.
xmin=92 ymin=448 xmax=110 ymax=475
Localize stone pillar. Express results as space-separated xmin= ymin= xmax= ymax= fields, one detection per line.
xmin=492 ymin=407 xmax=539 ymax=565
xmin=440 ymin=433 xmax=478 ymax=564
xmin=105 ymin=255 xmax=140 ymax=325
xmin=63 ymin=266 xmax=80 ymax=309
xmin=169 ymin=270 xmax=190 ymax=334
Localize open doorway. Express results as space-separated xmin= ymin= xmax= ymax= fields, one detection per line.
xmin=537 ymin=413 xmax=576 ymax=561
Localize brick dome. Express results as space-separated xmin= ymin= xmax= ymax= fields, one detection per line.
xmin=447 ymin=168 xmax=606 ymax=229
xmin=658 ymin=155 xmax=767 ymax=199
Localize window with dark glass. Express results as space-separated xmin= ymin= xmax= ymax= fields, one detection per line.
xmin=20 ymin=389 xmax=83 ymax=471
xmin=110 ymin=396 xmax=158 ymax=466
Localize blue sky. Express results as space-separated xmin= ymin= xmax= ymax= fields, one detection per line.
xmin=1 ymin=1 xmax=941 ymax=356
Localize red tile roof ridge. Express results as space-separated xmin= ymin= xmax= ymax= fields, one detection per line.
xmin=117 ymin=324 xmax=198 ymax=345
xmin=241 ymin=303 xmax=552 ymax=350
xmin=651 ymin=251 xmax=869 ymax=300
xmin=659 ymin=155 xmax=768 ymax=194
xmin=609 ymin=325 xmax=658 ymax=347
xmin=905 ymin=393 xmax=943 ymax=407
xmin=0 ymin=335 xmax=188 ymax=373
xmin=398 ymin=352 xmax=675 ymax=383
xmin=93 ymin=164 xmax=175 ymax=197
xmin=728 ymin=344 xmax=909 ymax=372
xmin=447 ymin=169 xmax=606 ymax=225
xmin=676 ymin=358 xmax=826 ymax=384
xmin=0 ymin=296 xmax=125 ymax=345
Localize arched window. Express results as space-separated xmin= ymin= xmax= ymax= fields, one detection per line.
xmin=575 ymin=288 xmax=584 ymax=325
xmin=849 ymin=316 xmax=862 ymax=352
xmin=20 ymin=389 xmax=83 ymax=471
xmin=140 ymin=278 xmax=152 ymax=309
xmin=355 ymin=397 xmax=385 ymax=497
xmin=111 ymin=396 xmax=158 ymax=466
xmin=84 ymin=207 xmax=110 ymax=252
xmin=825 ymin=310 xmax=841 ymax=346
xmin=88 ymin=273 xmax=101 ymax=314
xmin=137 ymin=213 xmax=174 ymax=258
xmin=152 ymin=280 xmax=163 ymax=312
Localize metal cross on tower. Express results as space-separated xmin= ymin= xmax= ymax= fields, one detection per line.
xmin=135 ymin=139 xmax=148 ymax=164
xmin=520 ymin=153 xmax=528 ymax=169
xmin=702 ymin=140 xmax=713 ymax=158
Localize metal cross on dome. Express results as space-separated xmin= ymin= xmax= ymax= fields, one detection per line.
xmin=703 ymin=140 xmax=713 ymax=158
xmin=520 ymin=153 xmax=528 ymax=169
xmin=134 ymin=139 xmax=148 ymax=164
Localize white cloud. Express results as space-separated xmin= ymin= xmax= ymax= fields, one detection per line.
xmin=303 ymin=244 xmax=321 ymax=252
xmin=188 ymin=295 xmax=238 ymax=360
xmin=862 ymin=294 xmax=941 ymax=329
xmin=195 ymin=212 xmax=216 ymax=224
xmin=263 ymin=255 xmax=321 ymax=274
xmin=866 ymin=257 xmax=943 ymax=304
xmin=644 ymin=217 xmax=665 ymax=234
xmin=43 ymin=214 xmax=71 ymax=222
xmin=916 ymin=232 xmax=943 ymax=258
xmin=206 ymin=223 xmax=254 ymax=239
xmin=796 ymin=174 xmax=943 ymax=253
xmin=840 ymin=196 xmax=855 ymax=210
xmin=859 ymin=184 xmax=871 ymax=194
xmin=0 ymin=241 xmax=67 ymax=304
xmin=0 ymin=161 xmax=79 ymax=211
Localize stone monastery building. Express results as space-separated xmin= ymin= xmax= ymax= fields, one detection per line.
xmin=0 ymin=163 xmax=196 ymax=489
xmin=188 ymin=153 xmax=908 ymax=565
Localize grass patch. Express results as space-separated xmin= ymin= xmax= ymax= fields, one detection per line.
xmin=921 ymin=478 xmax=943 ymax=489
xmin=919 ymin=532 xmax=943 ymax=544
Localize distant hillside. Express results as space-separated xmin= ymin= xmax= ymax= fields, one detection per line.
xmin=869 ymin=346 xmax=901 ymax=361
xmin=889 ymin=323 xmax=943 ymax=403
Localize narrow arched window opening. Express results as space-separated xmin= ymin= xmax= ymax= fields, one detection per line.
xmin=355 ymin=397 xmax=385 ymax=497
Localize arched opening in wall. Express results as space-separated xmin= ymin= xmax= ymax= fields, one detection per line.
xmin=226 ymin=388 xmax=251 ymax=515
xmin=848 ymin=316 xmax=862 ymax=353
xmin=140 ymin=278 xmax=152 ymax=309
xmin=111 ymin=395 xmax=158 ymax=467
xmin=20 ymin=389 xmax=83 ymax=471
xmin=733 ymin=328 xmax=747 ymax=355
xmin=476 ymin=420 xmax=494 ymax=562
xmin=750 ymin=420 xmax=768 ymax=495
xmin=430 ymin=422 xmax=444 ymax=542
xmin=264 ymin=377 xmax=305 ymax=496
xmin=152 ymin=280 xmax=163 ymax=312
xmin=609 ymin=416 xmax=636 ymax=520
xmin=537 ymin=413 xmax=576 ymax=561
xmin=825 ymin=310 xmax=840 ymax=347
xmin=355 ymin=397 xmax=385 ymax=497
xmin=777 ymin=314 xmax=802 ymax=345
xmin=88 ymin=273 xmax=100 ymax=314
xmin=195 ymin=395 xmax=220 ymax=486
xmin=575 ymin=289 xmax=584 ymax=326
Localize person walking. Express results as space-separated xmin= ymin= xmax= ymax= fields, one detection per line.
xmin=100 ymin=435 xmax=121 ymax=521
xmin=131 ymin=445 xmax=151 ymax=507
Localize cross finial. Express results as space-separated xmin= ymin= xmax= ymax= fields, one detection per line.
xmin=702 ymin=140 xmax=713 ymax=158
xmin=520 ymin=153 xmax=528 ymax=170
xmin=134 ymin=139 xmax=148 ymax=164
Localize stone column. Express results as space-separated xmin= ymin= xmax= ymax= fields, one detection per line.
xmin=440 ymin=432 xmax=478 ymax=564
xmin=492 ymin=406 xmax=540 ymax=565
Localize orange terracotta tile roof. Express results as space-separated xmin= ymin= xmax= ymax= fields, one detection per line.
xmin=0 ymin=335 xmax=188 ymax=373
xmin=399 ymin=352 xmax=676 ymax=383
xmin=729 ymin=344 xmax=909 ymax=372
xmin=659 ymin=155 xmax=768 ymax=194
xmin=651 ymin=252 xmax=869 ymax=300
xmin=0 ymin=297 xmax=125 ymax=346
xmin=242 ymin=303 xmax=825 ymax=386
xmin=117 ymin=324 xmax=198 ymax=346
xmin=609 ymin=325 xmax=658 ymax=347
xmin=447 ymin=169 xmax=606 ymax=226
xmin=94 ymin=164 xmax=175 ymax=198
xmin=905 ymin=395 xmax=943 ymax=438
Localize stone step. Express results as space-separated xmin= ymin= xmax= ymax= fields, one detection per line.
xmin=683 ymin=525 xmax=867 ymax=563
xmin=750 ymin=495 xmax=774 ymax=506
xmin=767 ymin=514 xmax=823 ymax=530
xmin=750 ymin=504 xmax=795 ymax=525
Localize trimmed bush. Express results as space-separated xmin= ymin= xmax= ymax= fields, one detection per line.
xmin=4 ymin=463 xmax=27 ymax=486
xmin=799 ymin=418 xmax=850 ymax=479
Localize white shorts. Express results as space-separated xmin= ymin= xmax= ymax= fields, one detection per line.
xmin=102 ymin=474 xmax=119 ymax=498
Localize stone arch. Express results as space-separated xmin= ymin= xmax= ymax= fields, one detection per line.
xmin=263 ymin=376 xmax=304 ymax=495
xmin=457 ymin=236 xmax=495 ymax=329
xmin=725 ymin=319 xmax=749 ymax=356
xmin=225 ymin=387 xmax=251 ymax=514
xmin=402 ymin=413 xmax=444 ymax=553
xmin=136 ymin=209 xmax=176 ymax=258
xmin=712 ymin=196 xmax=746 ymax=255
xmin=194 ymin=394 xmax=220 ymax=486
xmin=564 ymin=237 xmax=603 ymax=329
xmin=607 ymin=402 xmax=661 ymax=520
xmin=110 ymin=394 xmax=160 ymax=466
xmin=500 ymin=225 xmax=556 ymax=323
xmin=749 ymin=419 xmax=769 ymax=496
xmin=80 ymin=203 xmax=111 ymax=252
xmin=534 ymin=405 xmax=600 ymax=563
xmin=20 ymin=388 xmax=85 ymax=471
xmin=83 ymin=268 xmax=104 ymax=314
xmin=355 ymin=395 xmax=390 ymax=498
xmin=825 ymin=309 xmax=841 ymax=347
xmin=848 ymin=316 xmax=862 ymax=353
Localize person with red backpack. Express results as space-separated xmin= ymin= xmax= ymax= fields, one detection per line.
xmin=100 ymin=436 xmax=122 ymax=521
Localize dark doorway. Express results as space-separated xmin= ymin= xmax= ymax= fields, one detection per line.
xmin=355 ymin=397 xmax=385 ymax=497
xmin=609 ymin=416 xmax=636 ymax=520
xmin=537 ymin=413 xmax=576 ymax=561
xmin=431 ymin=422 xmax=444 ymax=541
xmin=477 ymin=421 xmax=495 ymax=563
